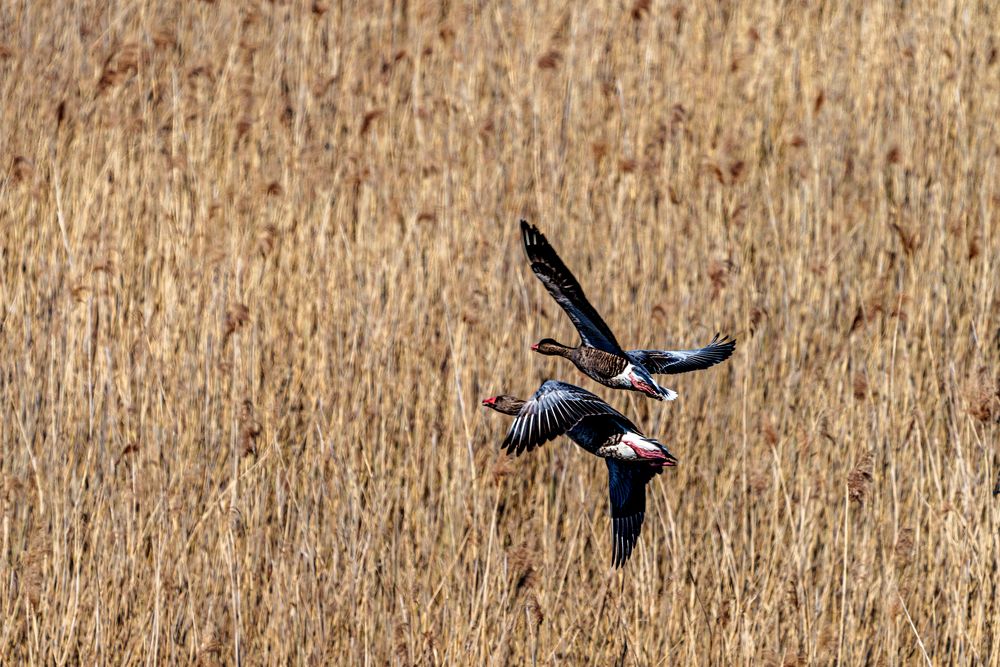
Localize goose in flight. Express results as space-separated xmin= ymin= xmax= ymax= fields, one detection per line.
xmin=521 ymin=220 xmax=736 ymax=400
xmin=482 ymin=380 xmax=676 ymax=567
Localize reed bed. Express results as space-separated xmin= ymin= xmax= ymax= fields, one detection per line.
xmin=1 ymin=1 xmax=998 ymax=664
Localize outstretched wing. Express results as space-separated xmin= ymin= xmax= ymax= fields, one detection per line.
xmin=630 ymin=334 xmax=736 ymax=375
xmin=501 ymin=381 xmax=625 ymax=456
xmin=521 ymin=221 xmax=623 ymax=354
xmin=606 ymin=460 xmax=659 ymax=568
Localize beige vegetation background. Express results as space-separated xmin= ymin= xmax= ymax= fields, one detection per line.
xmin=1 ymin=0 xmax=999 ymax=664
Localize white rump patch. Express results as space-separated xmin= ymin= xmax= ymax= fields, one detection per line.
xmin=599 ymin=443 xmax=638 ymax=460
xmin=621 ymin=432 xmax=662 ymax=453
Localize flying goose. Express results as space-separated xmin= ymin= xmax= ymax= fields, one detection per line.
xmin=521 ymin=220 xmax=736 ymax=400
xmin=482 ymin=380 xmax=676 ymax=567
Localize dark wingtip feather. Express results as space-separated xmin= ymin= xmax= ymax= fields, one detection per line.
xmin=520 ymin=220 xmax=552 ymax=255
xmin=520 ymin=219 xmax=540 ymax=245
xmin=501 ymin=428 xmax=520 ymax=456
xmin=711 ymin=333 xmax=737 ymax=357
xmin=610 ymin=518 xmax=638 ymax=568
xmin=612 ymin=542 xmax=631 ymax=568
xmin=612 ymin=537 xmax=623 ymax=568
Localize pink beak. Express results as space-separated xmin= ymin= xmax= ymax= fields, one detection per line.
xmin=530 ymin=343 xmax=539 ymax=351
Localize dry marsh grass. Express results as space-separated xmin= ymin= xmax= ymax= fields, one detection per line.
xmin=2 ymin=1 xmax=999 ymax=664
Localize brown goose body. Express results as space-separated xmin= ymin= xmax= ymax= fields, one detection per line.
xmin=482 ymin=381 xmax=676 ymax=566
xmin=571 ymin=345 xmax=628 ymax=383
xmin=521 ymin=221 xmax=736 ymax=400
xmin=533 ymin=341 xmax=629 ymax=386
xmin=533 ymin=338 xmax=662 ymax=395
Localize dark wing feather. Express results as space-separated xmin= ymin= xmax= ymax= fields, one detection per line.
xmin=630 ymin=334 xmax=736 ymax=375
xmin=521 ymin=221 xmax=623 ymax=354
xmin=606 ymin=460 xmax=659 ymax=568
xmin=501 ymin=381 xmax=625 ymax=456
